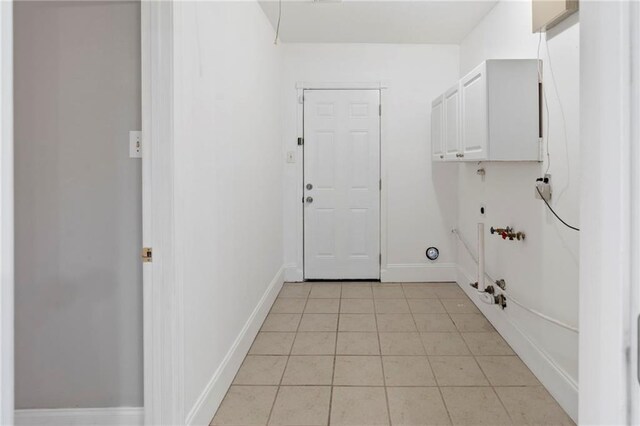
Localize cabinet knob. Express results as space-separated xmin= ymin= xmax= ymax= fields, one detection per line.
xmin=440 ymin=155 xmax=444 ymax=159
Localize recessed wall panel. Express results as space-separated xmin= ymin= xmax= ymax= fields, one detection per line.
xmin=349 ymin=131 xmax=369 ymax=189
xmin=314 ymin=131 xmax=335 ymax=189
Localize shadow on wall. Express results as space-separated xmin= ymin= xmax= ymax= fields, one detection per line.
xmin=431 ymin=162 xmax=459 ymax=261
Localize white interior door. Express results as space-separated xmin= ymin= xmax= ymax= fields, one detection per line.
xmin=303 ymin=89 xmax=380 ymax=280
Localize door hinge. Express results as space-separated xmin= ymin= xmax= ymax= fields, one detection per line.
xmin=379 ymin=104 xmax=382 ymax=116
xmin=141 ymin=247 xmax=153 ymax=263
xmin=379 ymin=179 xmax=382 ymax=190
xmin=298 ymin=137 xmax=304 ymax=146
xmin=379 ymin=253 xmax=382 ymax=264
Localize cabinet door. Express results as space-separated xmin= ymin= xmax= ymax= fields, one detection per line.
xmin=431 ymin=96 xmax=444 ymax=161
xmin=460 ymin=62 xmax=488 ymax=160
xmin=443 ymin=84 xmax=460 ymax=160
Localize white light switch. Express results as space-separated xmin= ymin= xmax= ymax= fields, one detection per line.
xmin=129 ymin=131 xmax=142 ymax=158
xmin=286 ymin=151 xmax=296 ymax=163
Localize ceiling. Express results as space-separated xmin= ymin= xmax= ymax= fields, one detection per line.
xmin=258 ymin=0 xmax=498 ymax=44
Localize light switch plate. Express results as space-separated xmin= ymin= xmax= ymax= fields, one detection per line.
xmin=129 ymin=131 xmax=142 ymax=158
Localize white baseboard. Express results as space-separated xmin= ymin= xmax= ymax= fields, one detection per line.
xmin=381 ymin=263 xmax=456 ymax=282
xmin=15 ymin=407 xmax=143 ymax=426
xmin=456 ymin=266 xmax=578 ymax=423
xmin=184 ymin=265 xmax=285 ymax=426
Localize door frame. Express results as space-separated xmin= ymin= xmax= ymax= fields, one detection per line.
xmin=578 ymin=1 xmax=639 ymax=424
xmin=296 ymin=82 xmax=387 ymax=281
xmin=0 ymin=1 xmax=14 ymax=424
xmin=0 ymin=2 xmax=181 ymax=423
xmin=141 ymin=2 xmax=184 ymax=424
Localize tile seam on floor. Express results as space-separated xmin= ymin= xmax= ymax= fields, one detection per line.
xmin=327 ymin=285 xmax=342 ymax=426
xmin=373 ymin=288 xmax=392 ymax=426
xmin=407 ymin=292 xmax=454 ymax=426
xmin=265 ymin=289 xmax=311 ymax=425
xmin=217 ymin=283 xmax=557 ymax=425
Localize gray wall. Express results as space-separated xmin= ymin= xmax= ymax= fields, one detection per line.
xmin=14 ymin=1 xmax=142 ymax=409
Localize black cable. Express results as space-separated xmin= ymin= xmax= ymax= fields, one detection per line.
xmin=536 ymin=186 xmax=580 ymax=231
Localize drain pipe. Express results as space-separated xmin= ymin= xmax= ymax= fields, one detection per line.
xmin=477 ymin=223 xmax=485 ymax=292
xmin=453 ymin=227 xmax=577 ymax=329
xmin=470 ymin=223 xmax=496 ymax=306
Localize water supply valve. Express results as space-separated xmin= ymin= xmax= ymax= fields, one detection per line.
xmin=490 ymin=226 xmax=526 ymax=241
xmin=494 ymin=294 xmax=507 ymax=309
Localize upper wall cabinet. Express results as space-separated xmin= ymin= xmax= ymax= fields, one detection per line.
xmin=431 ymin=95 xmax=444 ymax=161
xmin=444 ymin=84 xmax=461 ymax=161
xmin=431 ymin=59 xmax=541 ymax=162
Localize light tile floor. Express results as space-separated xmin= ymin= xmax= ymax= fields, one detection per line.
xmin=211 ymin=282 xmax=575 ymax=426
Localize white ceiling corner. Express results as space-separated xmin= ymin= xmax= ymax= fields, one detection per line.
xmin=258 ymin=0 xmax=498 ymax=44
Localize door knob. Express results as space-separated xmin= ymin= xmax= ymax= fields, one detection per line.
xmin=306 ymin=183 xmax=313 ymax=190
xmin=306 ymin=196 xmax=313 ymax=203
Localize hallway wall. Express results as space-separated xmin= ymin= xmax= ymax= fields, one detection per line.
xmin=171 ymin=2 xmax=285 ymax=423
xmin=455 ymin=1 xmax=580 ymax=420
xmin=281 ymin=44 xmax=460 ymax=282
xmin=13 ymin=1 xmax=143 ymax=409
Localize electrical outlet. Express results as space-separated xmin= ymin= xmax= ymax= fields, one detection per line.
xmin=535 ymin=174 xmax=552 ymax=201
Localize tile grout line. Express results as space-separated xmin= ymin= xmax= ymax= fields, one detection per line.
xmin=327 ymin=284 xmax=342 ymax=426
xmin=217 ymin=283 xmax=556 ymax=425
xmin=374 ymin=284 xmax=393 ymax=426
xmin=265 ymin=286 xmax=311 ymax=426
xmin=492 ymin=384 xmax=523 ymax=425
xmin=211 ymin=285 xmax=299 ymax=425
xmin=404 ymin=285 xmax=455 ymax=426
xmin=437 ymin=288 xmax=514 ymax=425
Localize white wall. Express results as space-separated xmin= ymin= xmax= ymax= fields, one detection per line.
xmin=282 ymin=44 xmax=460 ymax=282
xmin=171 ymin=2 xmax=284 ymax=423
xmin=13 ymin=1 xmax=142 ymax=409
xmin=456 ymin=1 xmax=579 ymax=420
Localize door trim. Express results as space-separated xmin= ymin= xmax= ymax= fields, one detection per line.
xmin=0 ymin=2 xmax=14 ymax=424
xmin=142 ymin=2 xmax=184 ymax=424
xmin=579 ymin=1 xmax=636 ymax=424
xmin=296 ymin=83 xmax=386 ymax=281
